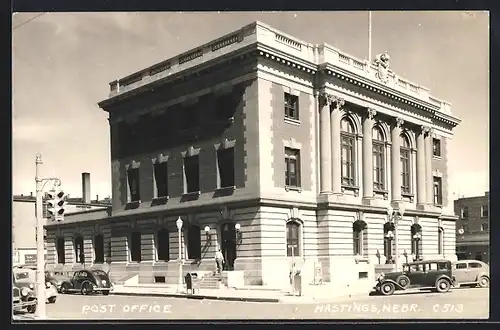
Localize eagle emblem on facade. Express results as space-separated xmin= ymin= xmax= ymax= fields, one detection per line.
xmin=374 ymin=52 xmax=390 ymax=84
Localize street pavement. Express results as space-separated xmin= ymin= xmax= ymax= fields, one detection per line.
xmin=13 ymin=287 xmax=489 ymax=320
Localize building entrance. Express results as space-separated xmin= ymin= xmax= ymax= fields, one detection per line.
xmin=220 ymin=223 xmax=237 ymax=271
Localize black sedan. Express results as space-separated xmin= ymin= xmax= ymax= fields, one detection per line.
xmin=60 ymin=270 xmax=113 ymax=295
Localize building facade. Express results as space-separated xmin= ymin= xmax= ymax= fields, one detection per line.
xmin=454 ymin=192 xmax=490 ymax=264
xmin=45 ymin=22 xmax=460 ymax=292
xmin=13 ymin=173 xmax=110 ymax=265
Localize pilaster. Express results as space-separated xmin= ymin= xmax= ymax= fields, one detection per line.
xmin=319 ymin=92 xmax=332 ymax=194
xmin=331 ymin=97 xmax=344 ymax=195
xmin=362 ymin=108 xmax=376 ymax=202
xmin=416 ymin=128 xmax=427 ymax=207
xmin=423 ymin=126 xmax=434 ymax=205
xmin=391 ymin=118 xmax=404 ymax=202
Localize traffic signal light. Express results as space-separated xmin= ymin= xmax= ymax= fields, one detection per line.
xmin=46 ymin=189 xmax=67 ymax=222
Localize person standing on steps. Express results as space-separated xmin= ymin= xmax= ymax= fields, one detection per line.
xmin=215 ymin=249 xmax=224 ymax=274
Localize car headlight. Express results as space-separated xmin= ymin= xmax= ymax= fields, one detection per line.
xmin=29 ymin=283 xmax=34 ymax=289
xmin=102 ymin=280 xmax=107 ymax=285
xmin=21 ymin=288 xmax=29 ymax=296
xmin=378 ymin=273 xmax=385 ymax=280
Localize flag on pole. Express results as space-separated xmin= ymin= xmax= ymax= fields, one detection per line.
xmin=368 ymin=11 xmax=372 ymax=61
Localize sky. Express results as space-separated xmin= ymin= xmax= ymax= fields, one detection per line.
xmin=12 ymin=11 xmax=489 ymax=200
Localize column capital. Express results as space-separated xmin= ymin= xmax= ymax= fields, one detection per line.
xmin=421 ymin=125 xmax=433 ymax=135
xmin=334 ymin=97 xmax=345 ymax=110
xmin=319 ymin=92 xmax=334 ymax=107
xmin=395 ymin=117 xmax=405 ymax=128
xmin=367 ymin=108 xmax=377 ymax=120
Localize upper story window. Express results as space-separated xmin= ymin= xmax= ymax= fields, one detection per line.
xmin=481 ymin=223 xmax=489 ymax=232
xmin=217 ymin=147 xmax=235 ymax=188
xmin=285 ymin=148 xmax=301 ymax=188
xmin=153 ymin=162 xmax=169 ymax=198
xmin=372 ymin=126 xmax=386 ymax=191
xmin=340 ymin=117 xmax=356 ymax=187
xmin=433 ymin=176 xmax=443 ymax=206
xmin=461 ymin=206 xmax=469 ymax=219
xmin=127 ymin=167 xmax=140 ymax=202
xmin=400 ymin=134 xmax=411 ymax=195
xmin=183 ymin=155 xmax=200 ymax=193
xmin=481 ymin=205 xmax=488 ymax=218
xmin=284 ymin=93 xmax=299 ymax=120
xmin=433 ymin=138 xmax=441 ymax=157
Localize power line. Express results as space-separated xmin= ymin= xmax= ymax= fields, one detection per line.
xmin=13 ymin=13 xmax=46 ymax=31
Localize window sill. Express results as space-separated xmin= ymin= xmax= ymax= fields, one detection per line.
xmin=125 ymin=200 xmax=141 ymax=209
xmin=151 ymin=196 xmax=169 ymax=206
xmin=285 ymin=186 xmax=302 ymax=192
xmin=354 ymin=256 xmax=370 ymax=264
xmin=284 ymin=117 xmax=301 ymax=126
xmin=433 ymin=155 xmax=442 ymax=160
xmin=402 ymin=193 xmax=414 ymax=202
xmin=214 ymin=186 xmax=236 ymax=197
xmin=373 ymin=189 xmax=388 ymax=200
xmin=181 ymin=191 xmax=201 ymax=201
xmin=434 ymin=204 xmax=443 ymax=208
xmin=342 ymin=185 xmax=359 ymax=197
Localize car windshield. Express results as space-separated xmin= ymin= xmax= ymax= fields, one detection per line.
xmin=92 ymin=270 xmax=107 ymax=276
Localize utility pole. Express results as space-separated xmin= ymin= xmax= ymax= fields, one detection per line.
xmin=34 ymin=153 xmax=62 ymax=319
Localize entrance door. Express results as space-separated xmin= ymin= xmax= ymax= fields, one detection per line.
xmin=220 ymin=223 xmax=237 ymax=271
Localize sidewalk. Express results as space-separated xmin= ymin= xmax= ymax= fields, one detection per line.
xmin=110 ymin=284 xmax=370 ymax=304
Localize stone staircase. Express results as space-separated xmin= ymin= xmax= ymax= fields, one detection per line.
xmin=199 ymin=272 xmax=222 ymax=289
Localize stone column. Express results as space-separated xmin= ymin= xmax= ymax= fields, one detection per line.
xmin=331 ymin=97 xmax=344 ymax=195
xmin=424 ymin=126 xmax=434 ymax=204
xmin=319 ymin=93 xmax=332 ymax=194
xmin=391 ymin=118 xmax=404 ymax=202
xmin=416 ymin=128 xmax=427 ymax=205
xmin=362 ymin=108 xmax=377 ymax=199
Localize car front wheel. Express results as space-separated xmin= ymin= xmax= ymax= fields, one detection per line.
xmin=60 ymin=283 xmax=70 ymax=294
xmin=478 ymin=276 xmax=489 ymax=288
xmin=380 ymin=282 xmax=396 ymax=296
xmin=81 ymin=282 xmax=93 ymax=295
xmin=435 ymin=279 xmax=451 ymax=293
xmin=48 ymin=296 xmax=57 ymax=304
xmin=26 ymin=304 xmax=36 ymax=314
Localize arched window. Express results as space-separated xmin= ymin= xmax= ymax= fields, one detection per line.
xmin=286 ymin=220 xmax=301 ymax=257
xmin=156 ymin=228 xmax=170 ymax=261
xmin=411 ymin=224 xmax=423 ymax=260
xmin=353 ymin=220 xmax=367 ymax=256
xmin=372 ymin=126 xmax=386 ymax=191
xmin=341 ymin=117 xmax=356 ymax=187
xmin=400 ymin=134 xmax=411 ymax=195
xmin=74 ymin=235 xmax=84 ymax=264
xmin=438 ymin=227 xmax=444 ymax=255
xmin=56 ymin=237 xmax=65 ymax=264
xmin=94 ymin=234 xmax=104 ymax=263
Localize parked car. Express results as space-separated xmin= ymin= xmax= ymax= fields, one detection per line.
xmin=13 ymin=277 xmax=37 ymax=314
xmin=453 ymin=260 xmax=490 ymax=288
xmin=373 ymin=259 xmax=456 ymax=296
xmin=13 ymin=268 xmax=58 ymax=303
xmin=45 ymin=271 xmax=71 ymax=293
xmin=60 ymin=270 xmax=113 ymax=295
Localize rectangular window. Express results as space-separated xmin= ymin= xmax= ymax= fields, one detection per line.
xmin=285 ymin=148 xmax=301 ymax=187
xmin=127 ymin=168 xmax=140 ymax=202
xmin=373 ymin=143 xmax=385 ymax=190
xmin=481 ymin=223 xmax=489 ymax=231
xmin=156 ymin=229 xmax=170 ymax=262
xmin=217 ymin=148 xmax=235 ymax=188
xmin=187 ymin=225 xmax=201 ymax=260
xmin=400 ymin=148 xmax=411 ymax=194
xmin=286 ymin=221 xmax=301 ymax=257
xmin=284 ymin=93 xmax=299 ymax=120
xmin=481 ymin=205 xmax=488 ymax=218
xmin=153 ymin=162 xmax=169 ymax=198
xmin=94 ymin=235 xmax=104 ymax=263
xmin=461 ymin=207 xmax=469 ymax=219
xmin=462 ymin=224 xmax=469 ymax=233
xmin=129 ymin=232 xmax=142 ymax=262
xmin=181 ymin=105 xmax=199 ymax=130
xmin=432 ymin=138 xmax=441 ymax=157
xmin=184 ymin=155 xmax=200 ymax=193
xmin=341 ymin=135 xmax=356 ymax=186
xmin=56 ymin=237 xmax=65 ymax=264
xmin=433 ymin=176 xmax=442 ymax=205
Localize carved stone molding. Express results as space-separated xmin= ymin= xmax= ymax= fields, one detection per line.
xmin=125 ymin=160 xmax=141 ymax=170
xmin=334 ymin=97 xmax=345 ymax=110
xmin=319 ymin=92 xmax=334 ymax=107
xmin=151 ymin=153 xmax=169 ymax=164
xmin=214 ymin=138 xmax=236 ymax=151
xmin=181 ymin=146 xmax=201 ymax=158
xmin=421 ymin=125 xmax=432 ymax=135
xmin=367 ymin=108 xmax=377 ymax=120
xmin=395 ymin=117 xmax=405 ymax=128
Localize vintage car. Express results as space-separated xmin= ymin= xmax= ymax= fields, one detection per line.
xmin=60 ymin=269 xmax=113 ymax=295
xmin=14 ymin=265 xmax=71 ymax=293
xmin=453 ymin=260 xmax=490 ymax=288
xmin=13 ymin=268 xmax=58 ymax=303
xmin=374 ymin=259 xmax=456 ymax=296
xmin=13 ymin=278 xmax=37 ymax=314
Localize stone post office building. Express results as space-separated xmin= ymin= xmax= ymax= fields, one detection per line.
xmin=45 ymin=22 xmax=460 ymax=292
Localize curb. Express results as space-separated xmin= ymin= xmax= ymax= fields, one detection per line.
xmin=110 ymin=291 xmax=280 ymax=303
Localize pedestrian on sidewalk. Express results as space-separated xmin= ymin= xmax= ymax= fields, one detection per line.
xmin=215 ymin=249 xmax=224 ymax=274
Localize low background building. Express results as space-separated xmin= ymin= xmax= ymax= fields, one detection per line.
xmin=13 ymin=173 xmax=110 ymax=266
xmin=454 ymin=192 xmax=490 ymax=263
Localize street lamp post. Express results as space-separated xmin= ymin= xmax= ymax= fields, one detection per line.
xmin=34 ymin=153 xmax=61 ymax=319
xmin=387 ymin=204 xmax=405 ymax=271
xmin=176 ymin=217 xmax=183 ymax=293
xmin=384 ymin=231 xmax=394 ymax=264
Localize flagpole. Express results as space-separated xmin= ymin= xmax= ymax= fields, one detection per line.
xmin=368 ymin=11 xmax=372 ymax=61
